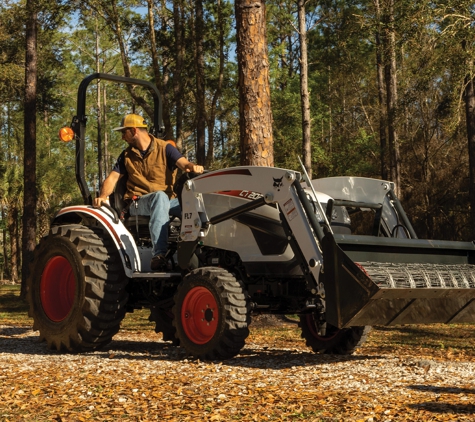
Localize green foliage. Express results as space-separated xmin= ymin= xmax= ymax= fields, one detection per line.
xmin=0 ymin=2 xmax=25 ymax=103
xmin=0 ymin=0 xmax=475 ymax=285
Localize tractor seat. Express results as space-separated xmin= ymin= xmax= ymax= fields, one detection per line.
xmin=109 ymin=175 xmax=140 ymax=220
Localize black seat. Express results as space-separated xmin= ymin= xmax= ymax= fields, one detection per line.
xmin=111 ymin=175 xmax=150 ymax=234
xmin=111 ymin=174 xmax=129 ymax=217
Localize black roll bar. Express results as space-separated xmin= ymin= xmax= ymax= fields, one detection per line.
xmin=72 ymin=73 xmax=164 ymax=205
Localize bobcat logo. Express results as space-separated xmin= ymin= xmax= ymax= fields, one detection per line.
xmin=273 ymin=176 xmax=283 ymax=191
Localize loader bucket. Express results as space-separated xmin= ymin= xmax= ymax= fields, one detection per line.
xmin=321 ymin=232 xmax=475 ymax=328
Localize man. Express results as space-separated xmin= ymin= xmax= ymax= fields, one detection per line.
xmin=93 ymin=113 xmax=204 ymax=271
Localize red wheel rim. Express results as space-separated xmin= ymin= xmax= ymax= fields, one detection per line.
xmin=40 ymin=256 xmax=76 ymax=322
xmin=305 ymin=314 xmax=339 ymax=340
xmin=181 ymin=286 xmax=218 ymax=344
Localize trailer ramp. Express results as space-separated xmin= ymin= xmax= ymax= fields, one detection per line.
xmin=322 ymin=232 xmax=475 ymax=328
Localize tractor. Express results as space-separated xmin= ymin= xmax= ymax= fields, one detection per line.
xmin=27 ymin=74 xmax=475 ymax=360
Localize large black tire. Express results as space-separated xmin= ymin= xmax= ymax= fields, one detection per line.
xmin=149 ymin=305 xmax=179 ymax=346
xmin=26 ymin=224 xmax=129 ymax=352
xmin=299 ymin=312 xmax=371 ymax=354
xmin=172 ymin=267 xmax=250 ymax=360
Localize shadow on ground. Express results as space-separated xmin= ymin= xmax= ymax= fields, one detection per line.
xmin=0 ymin=329 xmax=382 ymax=369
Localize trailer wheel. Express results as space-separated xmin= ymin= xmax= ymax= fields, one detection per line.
xmin=26 ymin=224 xmax=128 ymax=352
xmin=149 ymin=306 xmax=179 ymax=346
xmin=299 ymin=313 xmax=371 ymax=354
xmin=172 ymin=267 xmax=250 ymax=360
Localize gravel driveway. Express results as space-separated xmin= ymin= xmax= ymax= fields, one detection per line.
xmin=1 ymin=323 xmax=474 ymax=421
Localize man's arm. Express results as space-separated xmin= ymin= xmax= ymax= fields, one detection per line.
xmin=93 ymin=171 xmax=122 ymax=208
xmin=176 ymin=157 xmax=204 ymax=174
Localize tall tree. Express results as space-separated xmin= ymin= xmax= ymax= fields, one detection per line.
xmin=146 ymin=0 xmax=173 ymax=139
xmin=235 ymin=0 xmax=274 ymax=166
xmin=22 ymin=0 xmax=38 ymax=294
xmin=82 ymin=0 xmax=156 ymax=123
xmin=381 ymin=0 xmax=401 ymax=196
xmin=465 ymin=75 xmax=475 ymax=236
xmin=205 ymin=0 xmax=228 ymax=168
xmin=440 ymin=0 xmax=475 ymax=241
xmin=463 ymin=49 xmax=475 ymax=238
xmin=173 ymin=0 xmax=186 ymax=150
xmin=373 ymin=0 xmax=388 ymax=180
xmin=194 ymin=0 xmax=206 ymax=165
xmin=0 ymin=1 xmax=23 ymax=282
xmin=297 ymin=0 xmax=312 ymax=178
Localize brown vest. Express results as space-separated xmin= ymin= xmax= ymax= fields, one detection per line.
xmin=123 ymin=136 xmax=177 ymax=200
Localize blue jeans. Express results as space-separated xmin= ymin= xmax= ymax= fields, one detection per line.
xmin=129 ymin=191 xmax=181 ymax=257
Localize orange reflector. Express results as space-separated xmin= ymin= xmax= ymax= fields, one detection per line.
xmin=59 ymin=126 xmax=74 ymax=142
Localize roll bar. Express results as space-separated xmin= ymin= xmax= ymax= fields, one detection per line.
xmin=71 ymin=73 xmax=165 ymax=205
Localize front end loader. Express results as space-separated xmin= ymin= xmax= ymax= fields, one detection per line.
xmin=175 ymin=167 xmax=475 ymax=358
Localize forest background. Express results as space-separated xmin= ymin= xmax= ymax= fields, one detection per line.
xmin=0 ymin=0 xmax=474 ymax=284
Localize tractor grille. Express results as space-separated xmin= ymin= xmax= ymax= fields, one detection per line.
xmin=358 ymin=262 xmax=475 ymax=289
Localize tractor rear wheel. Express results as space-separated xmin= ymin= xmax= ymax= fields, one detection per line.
xmin=26 ymin=224 xmax=128 ymax=352
xmin=299 ymin=312 xmax=371 ymax=354
xmin=172 ymin=267 xmax=250 ymax=360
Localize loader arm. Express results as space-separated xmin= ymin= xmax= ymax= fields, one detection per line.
xmin=178 ymin=166 xmax=378 ymax=309
xmin=179 ymin=167 xmax=326 ymax=294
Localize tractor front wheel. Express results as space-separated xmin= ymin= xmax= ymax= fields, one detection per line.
xmin=26 ymin=224 xmax=128 ymax=352
xmin=173 ymin=267 xmax=250 ymax=360
xmin=299 ymin=312 xmax=371 ymax=354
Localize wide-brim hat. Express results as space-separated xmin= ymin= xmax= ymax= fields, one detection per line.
xmin=113 ymin=114 xmax=148 ymax=131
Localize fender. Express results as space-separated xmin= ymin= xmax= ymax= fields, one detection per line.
xmin=53 ymin=205 xmax=141 ymax=277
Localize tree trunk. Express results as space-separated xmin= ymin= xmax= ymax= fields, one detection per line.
xmin=328 ymin=66 xmax=333 ymax=155
xmin=110 ymin=0 xmax=155 ymax=119
xmin=2 ymin=206 xmax=9 ymax=281
xmin=464 ymin=73 xmax=475 ymax=238
xmin=22 ymin=0 xmax=38 ymax=293
xmin=205 ymin=0 xmax=226 ymax=168
xmin=383 ymin=0 xmax=400 ymax=196
xmin=374 ymin=0 xmax=388 ymax=180
xmin=298 ymin=0 xmax=312 ymax=178
xmin=194 ymin=0 xmax=206 ymax=165
xmin=149 ymin=0 xmax=173 ymax=139
xmin=173 ymin=0 xmax=185 ymax=150
xmin=9 ymin=205 xmax=19 ymax=284
xmin=235 ymin=0 xmax=273 ymax=166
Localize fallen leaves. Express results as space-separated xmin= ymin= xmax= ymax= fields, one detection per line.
xmin=1 ymin=313 xmax=475 ymax=421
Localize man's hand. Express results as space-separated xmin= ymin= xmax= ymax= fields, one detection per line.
xmin=92 ymin=172 xmax=120 ymax=208
xmin=187 ymin=164 xmax=204 ymax=174
xmin=93 ymin=197 xmax=108 ymax=208
xmin=177 ymin=157 xmax=204 ymax=174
